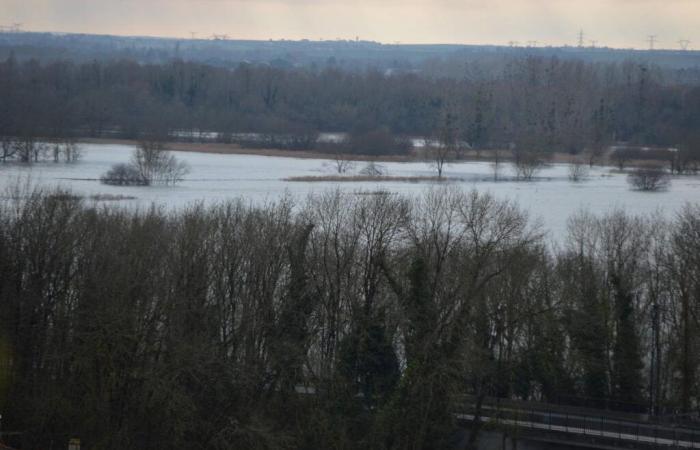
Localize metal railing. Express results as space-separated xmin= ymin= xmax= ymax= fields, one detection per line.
xmin=457 ymin=401 xmax=700 ymax=448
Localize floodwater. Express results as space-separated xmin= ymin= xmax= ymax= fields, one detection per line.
xmin=1 ymin=143 xmax=699 ymax=240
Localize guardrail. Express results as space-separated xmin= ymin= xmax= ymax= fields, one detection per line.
xmin=457 ymin=402 xmax=700 ymax=448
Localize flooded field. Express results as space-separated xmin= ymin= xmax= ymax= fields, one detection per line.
xmin=2 ymin=143 xmax=699 ymax=239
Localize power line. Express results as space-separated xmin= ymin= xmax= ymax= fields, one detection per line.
xmin=647 ymin=35 xmax=658 ymax=50
xmin=577 ymin=29 xmax=585 ymax=48
xmin=678 ymin=39 xmax=691 ymax=50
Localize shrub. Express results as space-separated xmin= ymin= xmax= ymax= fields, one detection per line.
xmin=359 ymin=162 xmax=388 ymax=176
xmin=132 ymin=141 xmax=190 ymax=185
xmin=627 ymin=167 xmax=670 ymax=191
xmin=100 ymin=163 xmax=148 ymax=186
xmin=100 ymin=141 xmax=190 ymax=186
xmin=512 ymin=149 xmax=546 ymax=181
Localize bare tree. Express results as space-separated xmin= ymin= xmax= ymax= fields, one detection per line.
xmin=428 ymin=107 xmax=459 ymax=178
xmin=1 ymin=136 xmax=16 ymax=163
xmin=491 ymin=149 xmax=504 ymax=181
xmin=612 ymin=148 xmax=633 ymax=171
xmin=584 ymin=146 xmax=604 ymax=168
xmin=132 ymin=140 xmax=190 ymax=185
xmin=12 ymin=134 xmax=39 ymax=163
xmin=50 ymin=139 xmax=82 ymax=163
xmin=569 ymin=157 xmax=590 ymax=182
xmin=329 ymin=149 xmax=355 ymax=174
xmin=512 ymin=148 xmax=545 ymax=181
xmin=63 ymin=139 xmax=82 ymax=163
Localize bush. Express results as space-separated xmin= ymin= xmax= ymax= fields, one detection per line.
xmin=627 ymin=167 xmax=670 ymax=191
xmin=359 ymin=162 xmax=388 ymax=176
xmin=100 ymin=163 xmax=148 ymax=186
xmin=100 ymin=141 xmax=190 ymax=186
xmin=512 ymin=149 xmax=547 ymax=181
xmin=132 ymin=141 xmax=190 ymax=185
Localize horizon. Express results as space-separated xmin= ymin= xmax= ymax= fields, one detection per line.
xmin=1 ymin=0 xmax=698 ymax=51
xmin=2 ymin=27 xmax=697 ymax=53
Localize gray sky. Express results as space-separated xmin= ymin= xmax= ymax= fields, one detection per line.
xmin=2 ymin=0 xmax=698 ymax=49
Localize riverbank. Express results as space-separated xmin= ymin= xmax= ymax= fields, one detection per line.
xmin=78 ymin=138 xmax=417 ymax=162
xmin=80 ymin=137 xmax=663 ymax=170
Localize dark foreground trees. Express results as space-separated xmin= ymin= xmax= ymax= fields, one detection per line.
xmin=0 ymin=188 xmax=698 ymax=449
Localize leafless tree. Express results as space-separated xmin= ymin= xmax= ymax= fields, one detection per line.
xmin=569 ymin=158 xmax=590 ymax=182
xmin=12 ymin=135 xmax=40 ymax=163
xmin=329 ymin=150 xmax=355 ymax=174
xmin=131 ymin=140 xmax=190 ymax=185
xmin=612 ymin=148 xmax=633 ymax=171
xmin=50 ymin=139 xmax=82 ymax=163
xmin=1 ymin=136 xmax=16 ymax=162
xmin=512 ymin=148 xmax=545 ymax=181
xmin=585 ymin=146 xmax=605 ymax=168
xmin=491 ymin=149 xmax=504 ymax=181
xmin=425 ymin=142 xmax=451 ymax=178
xmin=429 ymin=108 xmax=459 ymax=178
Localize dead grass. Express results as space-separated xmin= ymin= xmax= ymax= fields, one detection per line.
xmin=79 ymin=138 xmax=418 ymax=162
xmin=89 ymin=194 xmax=137 ymax=201
xmin=80 ymin=138 xmax=629 ymax=167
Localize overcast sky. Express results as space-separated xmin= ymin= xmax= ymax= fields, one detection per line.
xmin=2 ymin=0 xmax=698 ymax=49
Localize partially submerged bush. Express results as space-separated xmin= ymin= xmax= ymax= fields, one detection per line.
xmin=627 ymin=166 xmax=670 ymax=191
xmin=359 ymin=161 xmax=388 ymax=176
xmin=101 ymin=141 xmax=190 ymax=186
xmin=101 ymin=163 xmax=148 ymax=186
xmin=512 ymin=148 xmax=547 ymax=181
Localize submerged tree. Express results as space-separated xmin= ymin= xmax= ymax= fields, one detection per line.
xmin=512 ymin=148 xmax=546 ymax=181
xmin=568 ymin=158 xmax=590 ymax=182
xmin=428 ymin=106 xmax=459 ymax=178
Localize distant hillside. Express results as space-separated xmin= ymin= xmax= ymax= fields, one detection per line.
xmin=1 ymin=31 xmax=700 ymax=73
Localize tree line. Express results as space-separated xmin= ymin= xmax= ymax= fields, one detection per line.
xmin=0 ymin=187 xmax=698 ymax=449
xmin=1 ymin=54 xmax=700 ymax=160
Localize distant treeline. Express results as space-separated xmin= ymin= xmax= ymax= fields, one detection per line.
xmin=0 ymin=54 xmax=700 ymax=157
xmin=0 ymin=188 xmax=698 ymax=449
